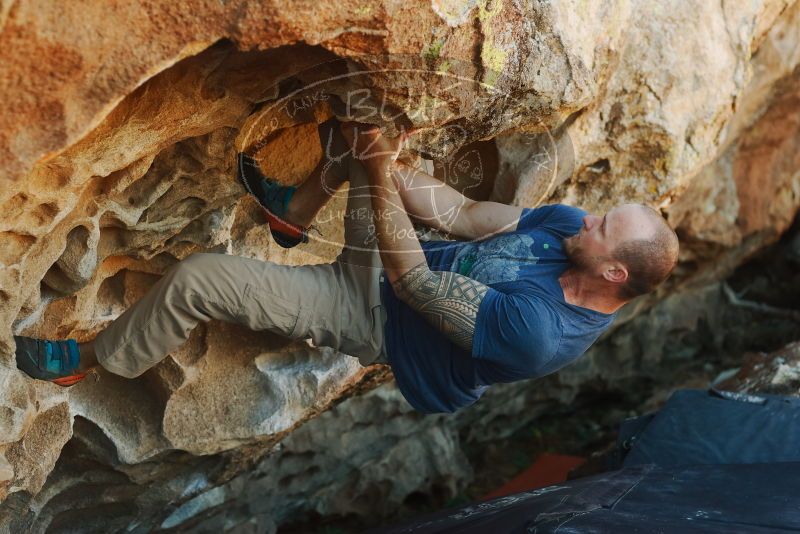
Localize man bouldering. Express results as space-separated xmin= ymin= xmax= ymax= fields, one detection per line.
xmin=14 ymin=118 xmax=679 ymax=414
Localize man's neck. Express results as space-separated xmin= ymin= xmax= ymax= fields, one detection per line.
xmin=559 ymin=269 xmax=626 ymax=314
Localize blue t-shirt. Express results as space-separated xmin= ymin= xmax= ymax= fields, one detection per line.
xmin=380 ymin=204 xmax=616 ymax=414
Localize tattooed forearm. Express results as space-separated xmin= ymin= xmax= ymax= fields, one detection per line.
xmin=393 ymin=262 xmax=489 ymax=352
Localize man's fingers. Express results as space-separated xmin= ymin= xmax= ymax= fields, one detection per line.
xmin=340 ymin=121 xmax=380 ymax=137
xmin=339 ymin=121 xmax=429 ymax=164
xmin=339 ymin=121 xmax=381 ymax=152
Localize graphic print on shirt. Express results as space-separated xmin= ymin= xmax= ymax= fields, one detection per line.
xmin=450 ymin=234 xmax=539 ymax=284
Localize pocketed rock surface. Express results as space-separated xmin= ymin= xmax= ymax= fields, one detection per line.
xmin=1 ymin=0 xmax=799 ymax=531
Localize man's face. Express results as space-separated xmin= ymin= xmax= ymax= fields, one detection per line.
xmin=563 ymin=204 xmax=653 ymax=273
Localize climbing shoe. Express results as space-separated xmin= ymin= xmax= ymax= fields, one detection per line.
xmin=237 ymin=153 xmax=309 ymax=248
xmin=14 ymin=336 xmax=88 ymax=387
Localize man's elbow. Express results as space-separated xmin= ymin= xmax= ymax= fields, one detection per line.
xmin=450 ymin=198 xmax=479 ymax=238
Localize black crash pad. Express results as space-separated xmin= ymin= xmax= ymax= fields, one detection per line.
xmin=375 ymin=462 xmax=800 ymax=533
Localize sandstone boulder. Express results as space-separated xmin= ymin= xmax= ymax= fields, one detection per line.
xmin=0 ymin=0 xmax=799 ymax=529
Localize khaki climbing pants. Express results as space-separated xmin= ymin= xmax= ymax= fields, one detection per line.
xmin=94 ymin=130 xmax=388 ymax=379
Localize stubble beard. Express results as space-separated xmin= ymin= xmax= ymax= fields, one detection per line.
xmin=563 ymin=234 xmax=592 ymax=271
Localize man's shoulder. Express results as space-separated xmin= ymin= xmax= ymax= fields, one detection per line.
xmin=515 ymin=292 xmax=617 ymax=350
xmin=539 ymin=204 xmax=587 ymax=228
xmin=517 ymin=204 xmax=586 ymax=234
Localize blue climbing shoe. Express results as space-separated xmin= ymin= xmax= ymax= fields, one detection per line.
xmin=14 ymin=336 xmax=88 ymax=387
xmin=237 ymin=153 xmax=309 ymax=248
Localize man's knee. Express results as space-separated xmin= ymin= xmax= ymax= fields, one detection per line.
xmin=165 ymin=253 xmax=221 ymax=290
xmin=159 ymin=252 xmax=249 ymax=321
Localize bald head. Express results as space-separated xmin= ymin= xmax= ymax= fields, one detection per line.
xmin=611 ymin=204 xmax=679 ymax=299
xmin=563 ymin=203 xmax=680 ymax=300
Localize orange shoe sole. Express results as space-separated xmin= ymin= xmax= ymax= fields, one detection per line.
xmin=52 ymin=371 xmax=89 ymax=387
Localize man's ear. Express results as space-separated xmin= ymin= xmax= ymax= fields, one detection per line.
xmin=603 ymin=262 xmax=628 ymax=284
